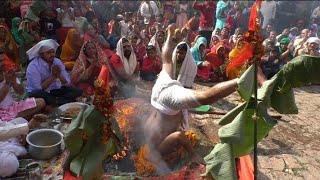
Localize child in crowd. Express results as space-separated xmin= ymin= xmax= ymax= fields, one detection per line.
xmin=261 ymin=47 xmax=283 ymax=79
xmin=140 ymin=45 xmax=161 ymax=81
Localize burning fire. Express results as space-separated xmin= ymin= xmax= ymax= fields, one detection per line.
xmin=131 ymin=144 xmax=157 ymax=175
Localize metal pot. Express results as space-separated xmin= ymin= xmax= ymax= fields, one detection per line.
xmin=26 ymin=129 xmax=63 ymax=160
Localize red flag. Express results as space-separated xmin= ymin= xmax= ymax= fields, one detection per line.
xmin=226 ymin=0 xmax=263 ymax=79
xmin=96 ymin=65 xmax=110 ymax=91
xmin=248 ymin=0 xmax=263 ymax=31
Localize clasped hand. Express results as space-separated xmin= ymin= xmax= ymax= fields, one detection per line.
xmin=51 ymin=65 xmax=61 ymax=78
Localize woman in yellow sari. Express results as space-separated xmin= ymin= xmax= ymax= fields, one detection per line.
xmin=0 ymin=25 xmax=19 ymax=67
xmin=60 ymin=28 xmax=83 ymax=70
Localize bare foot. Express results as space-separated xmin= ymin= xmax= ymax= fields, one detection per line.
xmin=190 ymin=152 xmax=206 ymax=166
xmin=28 ymin=114 xmax=49 ymax=129
xmin=167 ymin=24 xmax=176 ymax=38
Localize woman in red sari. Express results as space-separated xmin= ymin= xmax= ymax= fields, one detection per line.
xmin=71 ymin=41 xmax=118 ymax=97
xmin=206 ymin=42 xmax=228 ymax=82
xmin=83 ymin=24 xmax=114 ymax=58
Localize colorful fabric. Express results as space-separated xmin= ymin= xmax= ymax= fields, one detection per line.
xmin=191 ymin=36 xmax=207 ymax=64
xmin=215 ymin=0 xmax=228 ymax=30
xmin=83 ymin=32 xmax=114 ymax=58
xmin=71 ymin=41 xmax=118 ymax=95
xmin=57 ymin=27 xmax=72 ymax=46
xmin=0 ymin=98 xmax=36 ymax=122
xmin=11 ymin=17 xmax=23 ymax=46
xmin=61 ymin=29 xmax=83 ymax=70
xmin=206 ymin=43 xmax=224 ymax=69
xmin=227 ymin=38 xmax=254 ymax=80
xmin=279 ymin=37 xmax=290 ymax=44
xmin=0 ymin=25 xmax=19 ymax=66
xmin=192 ymin=1 xmax=216 ymax=29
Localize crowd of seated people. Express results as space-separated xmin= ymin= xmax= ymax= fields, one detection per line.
xmin=0 ymin=0 xmax=320 ymax=178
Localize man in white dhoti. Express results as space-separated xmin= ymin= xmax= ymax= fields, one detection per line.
xmin=144 ymin=24 xmax=266 ymax=169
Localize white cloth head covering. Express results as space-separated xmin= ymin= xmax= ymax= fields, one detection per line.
xmin=116 ymin=38 xmax=137 ymax=76
xmin=26 ymin=39 xmax=59 ymax=60
xmin=151 ymin=42 xmax=200 ymax=130
xmin=307 ymin=37 xmax=320 ymax=46
xmin=172 ymin=42 xmax=197 ymax=88
xmin=148 ymin=31 xmax=164 ymax=58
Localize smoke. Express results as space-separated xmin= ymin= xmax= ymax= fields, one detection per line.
xmin=135 ymin=105 xmax=172 ymax=175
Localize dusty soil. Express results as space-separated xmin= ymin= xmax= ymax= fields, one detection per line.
xmin=191 ymin=83 xmax=320 ymax=180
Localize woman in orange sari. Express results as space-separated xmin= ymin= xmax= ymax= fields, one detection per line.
xmin=60 ymin=28 xmax=83 ymax=70
xmin=71 ymin=41 xmax=118 ymax=97
xmin=206 ymin=42 xmax=228 ymax=82
xmin=0 ymin=25 xmax=19 ymax=67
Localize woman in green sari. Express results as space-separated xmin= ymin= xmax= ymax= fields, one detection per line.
xmin=11 ymin=17 xmax=22 ymax=46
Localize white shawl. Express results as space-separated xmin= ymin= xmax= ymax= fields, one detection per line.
xmin=148 ymin=32 xmax=163 ymax=58
xmin=173 ymin=42 xmax=197 ymax=88
xmin=151 ymin=42 xmax=200 ymax=129
xmin=116 ymin=38 xmax=137 ymax=76
xmin=26 ymin=39 xmax=59 ymax=61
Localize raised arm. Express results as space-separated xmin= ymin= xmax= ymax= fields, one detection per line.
xmin=161 ymin=24 xmax=176 ymax=78
xmin=193 ymin=66 xmax=267 ymax=106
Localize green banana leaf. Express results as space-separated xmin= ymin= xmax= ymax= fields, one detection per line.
xmin=232 ymin=103 xmax=277 ymax=157
xmin=203 ymin=143 xmax=237 ymax=180
xmin=79 ymin=106 xmax=106 ymax=136
xmin=65 ymin=106 xmax=120 ymax=179
xmin=65 ymin=110 xmax=85 ymax=158
xmin=279 ymin=55 xmax=320 ymax=93
xmin=218 ymin=102 xmax=246 ymax=126
xmin=70 ymin=131 xmax=118 ymax=180
xmin=237 ymin=64 xmax=255 ymax=101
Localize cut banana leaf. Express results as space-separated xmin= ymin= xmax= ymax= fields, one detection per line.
xmin=237 ymin=65 xmax=255 ymax=101
xmin=79 ymin=106 xmax=106 ymax=136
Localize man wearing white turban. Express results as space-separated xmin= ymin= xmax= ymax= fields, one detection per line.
xmin=144 ymin=25 xmax=267 ymax=169
xmin=110 ymin=37 xmax=138 ymax=98
xmin=26 ymin=39 xmax=82 ymax=105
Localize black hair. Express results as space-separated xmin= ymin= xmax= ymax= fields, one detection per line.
xmin=129 ymin=33 xmax=139 ymax=41
xmin=0 ymin=47 xmax=5 ymax=54
xmin=177 ymin=43 xmax=188 ymax=52
xmin=122 ymin=38 xmax=129 ymax=44
xmin=146 ymin=45 xmax=156 ymax=51
xmin=83 ymin=41 xmax=96 ymax=57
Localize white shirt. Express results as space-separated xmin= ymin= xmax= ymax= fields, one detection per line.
xmin=140 ymin=1 xmax=159 ymax=25
xmin=0 ymin=78 xmax=20 ymax=108
xmin=56 ymin=7 xmax=74 ymax=27
xmin=119 ymin=20 xmax=130 ymax=38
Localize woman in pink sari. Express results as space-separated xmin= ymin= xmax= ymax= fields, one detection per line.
xmin=83 ymin=24 xmax=114 ymax=58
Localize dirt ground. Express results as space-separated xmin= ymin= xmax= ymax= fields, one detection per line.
xmin=192 ymin=83 xmax=320 ymax=180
